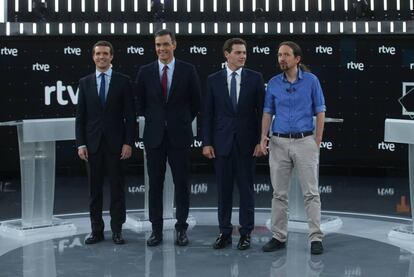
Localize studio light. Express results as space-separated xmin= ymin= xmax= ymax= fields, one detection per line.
xmin=151 ymin=0 xmax=165 ymax=22
xmin=353 ymin=0 xmax=371 ymax=19
xmin=32 ymin=0 xmax=48 ymax=22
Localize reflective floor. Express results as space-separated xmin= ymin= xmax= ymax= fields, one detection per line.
xmin=0 ymin=210 xmax=413 ymax=277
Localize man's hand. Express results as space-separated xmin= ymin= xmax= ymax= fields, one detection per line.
xmin=202 ymin=146 xmax=215 ymax=159
xmin=315 ymin=136 xmax=322 ymax=148
xmin=78 ymin=147 xmax=88 ymax=161
xmin=253 ymin=144 xmax=263 ymax=157
xmin=260 ymin=135 xmax=270 ymax=155
xmin=120 ymin=144 xmax=132 ymax=160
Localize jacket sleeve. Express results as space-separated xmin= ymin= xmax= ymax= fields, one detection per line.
xmin=75 ymin=79 xmax=87 ymax=148
xmin=255 ymin=73 xmax=265 ymax=144
xmin=201 ymin=75 xmax=214 ymax=147
xmin=189 ymin=65 xmax=201 ymax=120
xmin=123 ymin=76 xmax=137 ymax=147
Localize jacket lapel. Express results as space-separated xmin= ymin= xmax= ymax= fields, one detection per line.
xmin=153 ymin=61 xmax=165 ymax=103
xmin=220 ymin=69 xmax=236 ymax=114
xmin=104 ymin=71 xmax=118 ymax=109
xmin=88 ymin=74 xmax=102 ymax=109
xmin=237 ymin=69 xmax=248 ymax=110
xmin=168 ymin=60 xmax=180 ymax=102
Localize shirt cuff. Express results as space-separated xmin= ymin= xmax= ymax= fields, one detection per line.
xmin=314 ymin=105 xmax=326 ymax=114
xmin=78 ymin=145 xmax=87 ymax=150
xmin=263 ymin=107 xmax=275 ymax=114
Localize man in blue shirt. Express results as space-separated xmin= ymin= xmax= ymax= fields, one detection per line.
xmin=260 ymin=41 xmax=326 ymax=255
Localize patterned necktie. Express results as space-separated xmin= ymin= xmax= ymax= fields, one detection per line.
xmin=99 ymin=73 xmax=106 ymax=106
xmin=161 ymin=65 xmax=168 ymax=101
xmin=230 ymin=71 xmax=237 ymax=111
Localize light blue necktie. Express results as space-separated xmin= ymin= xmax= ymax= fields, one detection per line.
xmin=99 ymin=73 xmax=106 ymax=106
xmin=230 ymin=71 xmax=237 ymax=111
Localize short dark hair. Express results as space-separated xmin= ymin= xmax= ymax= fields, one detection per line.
xmin=154 ymin=29 xmax=176 ymax=43
xmin=223 ymin=38 xmax=247 ymax=54
xmin=278 ymin=41 xmax=310 ymax=72
xmin=92 ymin=40 xmax=114 ymax=55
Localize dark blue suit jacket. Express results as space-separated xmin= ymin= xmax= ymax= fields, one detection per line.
xmin=136 ymin=59 xmax=201 ymax=149
xmin=202 ymin=68 xmax=265 ymax=156
xmin=75 ymin=71 xmax=136 ymax=154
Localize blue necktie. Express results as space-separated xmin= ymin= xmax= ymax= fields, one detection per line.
xmin=99 ymin=73 xmax=106 ymax=106
xmin=230 ymin=71 xmax=237 ymax=111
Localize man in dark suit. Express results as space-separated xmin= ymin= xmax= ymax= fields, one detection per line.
xmin=76 ymin=40 xmax=136 ymax=245
xmin=202 ymin=38 xmax=265 ymax=250
xmin=136 ymin=29 xmax=201 ymax=246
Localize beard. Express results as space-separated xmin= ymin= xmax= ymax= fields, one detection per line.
xmin=279 ymin=63 xmax=289 ymax=71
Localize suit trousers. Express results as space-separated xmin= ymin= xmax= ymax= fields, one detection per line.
xmin=146 ymin=132 xmax=190 ymax=233
xmin=87 ymin=137 xmax=126 ymax=234
xmin=269 ymin=135 xmax=324 ymax=242
xmin=215 ymin=141 xmax=255 ymax=236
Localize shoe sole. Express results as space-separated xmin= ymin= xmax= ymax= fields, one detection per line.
xmin=147 ymin=240 xmax=163 ymax=247
xmin=262 ymin=245 xmax=286 ymax=252
xmin=213 ymin=241 xmax=232 ymax=249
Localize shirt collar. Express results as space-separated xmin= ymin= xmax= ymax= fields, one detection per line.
xmin=96 ymin=67 xmax=112 ymax=78
xmin=158 ymin=58 xmax=175 ymax=71
xmin=282 ymin=67 xmax=303 ymax=83
xmin=225 ymin=64 xmax=243 ymax=77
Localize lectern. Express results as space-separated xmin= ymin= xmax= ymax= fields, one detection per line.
xmin=0 ymin=118 xmax=76 ymax=237
xmin=384 ymin=118 xmax=414 ymax=240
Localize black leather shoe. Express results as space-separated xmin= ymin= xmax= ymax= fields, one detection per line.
xmin=237 ymin=234 xmax=251 ymax=250
xmin=147 ymin=232 xmax=163 ymax=247
xmin=175 ymin=230 xmax=189 ymax=246
xmin=213 ymin=234 xmax=232 ymax=249
xmin=310 ymin=241 xmax=324 ymax=255
xmin=262 ymin=238 xmax=286 ymax=252
xmin=85 ymin=233 xmax=104 ymax=245
xmin=112 ymin=232 xmax=125 ymax=245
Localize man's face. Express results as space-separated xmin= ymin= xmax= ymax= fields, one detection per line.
xmin=224 ymin=44 xmax=246 ymax=71
xmin=278 ymin=45 xmax=300 ymax=72
xmin=93 ymin=46 xmax=113 ymax=71
xmin=155 ymin=34 xmax=176 ymax=64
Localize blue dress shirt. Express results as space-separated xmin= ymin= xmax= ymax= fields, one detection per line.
xmin=263 ymin=68 xmax=326 ymax=134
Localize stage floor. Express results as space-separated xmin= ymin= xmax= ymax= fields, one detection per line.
xmin=0 ymin=210 xmax=413 ymax=277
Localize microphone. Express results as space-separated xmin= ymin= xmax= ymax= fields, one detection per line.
xmin=286 ymin=87 xmax=296 ymax=93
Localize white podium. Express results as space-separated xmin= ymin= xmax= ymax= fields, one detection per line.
xmin=0 ymin=118 xmax=76 ymax=238
xmin=384 ymin=118 xmax=414 ymax=241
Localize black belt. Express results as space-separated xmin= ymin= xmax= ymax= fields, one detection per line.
xmin=273 ymin=131 xmax=313 ymax=139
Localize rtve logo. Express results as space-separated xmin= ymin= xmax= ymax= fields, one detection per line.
xmin=410 ymin=63 xmax=414 ymax=70
xmin=320 ymin=141 xmax=333 ymax=150
xmin=378 ymin=45 xmax=396 ymax=55
xmin=44 ymin=81 xmax=78 ymax=106
xmin=315 ymin=45 xmax=333 ymax=55
xmin=127 ymin=46 xmax=144 ymax=55
xmin=190 ymin=45 xmax=207 ymax=55
xmin=0 ymin=47 xmax=18 ymax=56
xmin=378 ymin=141 xmax=395 ymax=151
xmin=252 ymin=46 xmax=270 ymax=55
xmin=64 ymin=46 xmax=81 ymax=56
xmin=32 ymin=62 xmax=50 ymax=72
xmin=346 ymin=61 xmax=364 ymax=71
